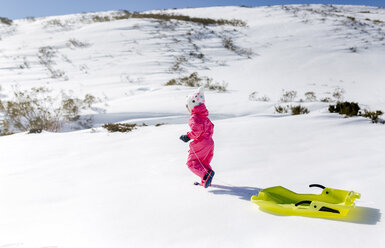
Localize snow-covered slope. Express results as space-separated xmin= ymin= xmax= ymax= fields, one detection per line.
xmin=0 ymin=5 xmax=384 ymax=248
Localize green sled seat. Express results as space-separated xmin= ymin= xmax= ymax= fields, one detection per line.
xmin=251 ymin=184 xmax=361 ymax=219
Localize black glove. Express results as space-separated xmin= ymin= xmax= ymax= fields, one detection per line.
xmin=179 ymin=134 xmax=191 ymax=143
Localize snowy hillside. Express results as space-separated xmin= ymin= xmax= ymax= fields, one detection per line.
xmin=0 ymin=4 xmax=384 ymax=248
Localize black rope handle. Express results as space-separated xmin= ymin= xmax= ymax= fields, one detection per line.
xmin=295 ymin=200 xmax=312 ymax=206
xmin=309 ymin=184 xmax=325 ymax=189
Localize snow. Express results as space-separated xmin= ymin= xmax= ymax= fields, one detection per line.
xmin=0 ymin=4 xmax=384 ymax=248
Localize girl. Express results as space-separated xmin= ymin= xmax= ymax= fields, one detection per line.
xmin=180 ymin=87 xmax=215 ymax=188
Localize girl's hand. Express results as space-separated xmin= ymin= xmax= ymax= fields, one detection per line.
xmin=179 ymin=135 xmax=191 ymax=143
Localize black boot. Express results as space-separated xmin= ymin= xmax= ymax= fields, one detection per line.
xmin=203 ymin=170 xmax=215 ymax=188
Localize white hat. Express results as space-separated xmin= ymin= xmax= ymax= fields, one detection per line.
xmin=186 ymin=87 xmax=205 ymax=110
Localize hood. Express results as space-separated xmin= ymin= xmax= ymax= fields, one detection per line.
xmin=191 ymin=104 xmax=209 ymax=117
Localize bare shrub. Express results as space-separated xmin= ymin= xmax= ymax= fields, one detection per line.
xmin=37 ymin=46 xmax=68 ymax=80
xmin=249 ymin=92 xmax=270 ymax=102
xmin=19 ymin=57 xmax=30 ymax=69
xmin=332 ymin=87 xmax=345 ymax=101
xmin=92 ymin=15 xmax=111 ymax=23
xmin=189 ymin=51 xmax=205 ymax=59
xmin=321 ymin=97 xmax=333 ymax=102
xmin=170 ymin=56 xmax=188 ymax=72
xmin=0 ymin=120 xmax=12 ymax=136
xmin=205 ymin=79 xmax=228 ymax=92
xmin=223 ymin=37 xmax=236 ymax=51
xmin=222 ymin=37 xmax=253 ymax=58
xmin=166 ymin=72 xmax=199 ymax=87
xmin=280 ymin=90 xmax=297 ymax=102
xmin=304 ymin=91 xmax=317 ymax=102
xmin=38 ymin=46 xmax=56 ymax=66
xmin=120 ymin=74 xmax=143 ymax=84
xmin=43 ymin=19 xmax=73 ymax=30
xmin=165 ymin=72 xmax=227 ymax=92
xmin=47 ymin=67 xmax=67 ymax=79
xmin=45 ymin=19 xmax=64 ymax=27
xmin=25 ymin=16 xmax=36 ymax=22
xmin=66 ymin=38 xmax=91 ymax=49
xmin=0 ymin=87 xmax=99 ymax=134
xmin=155 ymin=19 xmax=178 ymax=31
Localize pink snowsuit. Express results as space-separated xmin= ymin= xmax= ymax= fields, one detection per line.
xmin=186 ymin=104 xmax=214 ymax=180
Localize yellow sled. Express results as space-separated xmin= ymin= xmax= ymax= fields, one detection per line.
xmin=251 ymin=184 xmax=361 ymax=219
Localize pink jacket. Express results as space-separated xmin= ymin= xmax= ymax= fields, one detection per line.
xmin=186 ymin=104 xmax=214 ymax=178
xmin=187 ymin=104 xmax=214 ymax=145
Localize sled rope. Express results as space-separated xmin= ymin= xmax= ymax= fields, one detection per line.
xmin=190 ymin=145 xmax=234 ymax=187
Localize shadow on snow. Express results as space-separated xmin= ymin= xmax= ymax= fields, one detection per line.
xmin=208 ymin=184 xmax=262 ymax=201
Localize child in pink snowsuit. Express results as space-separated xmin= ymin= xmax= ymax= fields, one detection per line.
xmin=180 ymin=87 xmax=215 ymax=188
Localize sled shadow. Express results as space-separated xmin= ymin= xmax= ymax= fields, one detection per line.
xmin=209 ymin=184 xmax=262 ymax=201
xmin=340 ymin=206 xmax=381 ymax=225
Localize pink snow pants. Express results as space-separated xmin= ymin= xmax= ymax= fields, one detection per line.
xmin=187 ymin=141 xmax=214 ymax=179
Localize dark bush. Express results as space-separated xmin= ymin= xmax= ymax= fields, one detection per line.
xmin=275 ymin=105 xmax=289 ymax=114
xmin=0 ymin=17 xmax=13 ymax=25
xmin=29 ymin=128 xmax=43 ymax=134
xmin=102 ymin=123 xmax=136 ymax=132
xmin=361 ymin=110 xmax=384 ymax=124
xmin=329 ymin=101 xmax=360 ymax=117
xmin=347 ymin=16 xmax=356 ymax=22
xmin=291 ymin=105 xmax=310 ymax=115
